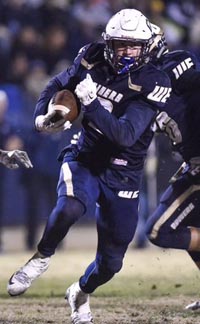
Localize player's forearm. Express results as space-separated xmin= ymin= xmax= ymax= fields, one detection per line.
xmin=34 ymin=77 xmax=64 ymax=120
xmin=84 ymin=99 xmax=136 ymax=148
xmin=33 ymin=68 xmax=75 ymax=120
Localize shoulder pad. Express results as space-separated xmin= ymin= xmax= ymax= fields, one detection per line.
xmin=167 ymin=50 xmax=196 ymax=61
xmin=132 ymin=63 xmax=171 ymax=107
xmin=132 ymin=63 xmax=170 ymax=91
xmin=163 ymin=50 xmax=199 ymax=70
xmin=162 ymin=50 xmax=200 ymax=79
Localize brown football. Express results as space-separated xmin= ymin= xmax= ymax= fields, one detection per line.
xmin=50 ymin=89 xmax=79 ymax=123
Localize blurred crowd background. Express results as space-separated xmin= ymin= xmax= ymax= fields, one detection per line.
xmin=0 ymin=0 xmax=199 ymax=251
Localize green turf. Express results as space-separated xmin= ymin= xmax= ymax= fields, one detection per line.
xmin=1 ymin=247 xmax=199 ymax=298
xmin=0 ymin=248 xmax=200 ymax=323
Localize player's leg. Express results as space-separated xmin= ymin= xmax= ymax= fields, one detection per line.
xmin=7 ymin=161 xmax=99 ymax=296
xmin=146 ymin=175 xmax=200 ymax=311
xmin=146 ymin=174 xmax=200 ymax=251
xmin=81 ymin=187 xmax=138 ymax=292
xmin=66 ymin=185 xmax=139 ymax=323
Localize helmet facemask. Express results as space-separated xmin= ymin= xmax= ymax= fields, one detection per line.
xmin=104 ymin=37 xmax=153 ymax=74
xmin=102 ymin=9 xmax=154 ymax=74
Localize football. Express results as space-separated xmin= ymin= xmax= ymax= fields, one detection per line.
xmin=49 ymin=89 xmax=79 ymax=124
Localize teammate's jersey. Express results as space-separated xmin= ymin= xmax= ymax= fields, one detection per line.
xmin=155 ymin=50 xmax=200 ymax=162
xmin=34 ymin=43 xmax=171 ymax=189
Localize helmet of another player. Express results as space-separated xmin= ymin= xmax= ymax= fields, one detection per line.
xmin=149 ymin=23 xmax=168 ymax=60
xmin=102 ymin=9 xmax=154 ymax=74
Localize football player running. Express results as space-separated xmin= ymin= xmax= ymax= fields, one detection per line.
xmin=7 ymin=9 xmax=171 ymax=324
xmin=145 ymin=23 xmax=200 ymax=311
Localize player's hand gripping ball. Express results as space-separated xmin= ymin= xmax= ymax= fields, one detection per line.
xmin=35 ymin=89 xmax=79 ymax=133
xmin=50 ymin=89 xmax=79 ymax=124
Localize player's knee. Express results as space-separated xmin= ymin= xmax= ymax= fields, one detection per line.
xmin=146 ymin=227 xmax=172 ymax=248
xmin=54 ymin=196 xmax=85 ymax=225
xmin=99 ymin=255 xmax=123 ymax=275
xmin=112 ymin=229 xmax=135 ymax=247
xmin=145 ymin=219 xmax=166 ymax=247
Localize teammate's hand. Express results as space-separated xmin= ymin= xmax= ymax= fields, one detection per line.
xmin=75 ymin=74 xmax=97 ymax=106
xmin=0 ymin=150 xmax=33 ymax=169
xmin=151 ymin=111 xmax=182 ymax=144
xmin=35 ymin=114 xmax=71 ymax=133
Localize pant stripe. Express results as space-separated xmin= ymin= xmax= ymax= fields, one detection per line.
xmin=61 ymin=162 xmax=74 ymax=196
xmin=150 ymin=184 xmax=200 ymax=239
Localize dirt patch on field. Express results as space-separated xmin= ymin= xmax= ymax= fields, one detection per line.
xmin=0 ymin=296 xmax=200 ymax=324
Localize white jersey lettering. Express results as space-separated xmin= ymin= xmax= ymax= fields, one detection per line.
xmin=118 ymin=190 xmax=139 ymax=199
xmin=172 ymin=57 xmax=194 ymax=79
xmin=147 ymin=86 xmax=171 ymax=103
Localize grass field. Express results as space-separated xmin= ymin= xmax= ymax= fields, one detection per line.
xmin=1 ymin=245 xmax=200 ymax=323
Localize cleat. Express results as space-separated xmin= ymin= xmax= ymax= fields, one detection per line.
xmin=185 ymin=301 xmax=200 ymax=310
xmin=7 ymin=252 xmax=50 ymax=296
xmin=65 ymin=282 xmax=93 ymax=324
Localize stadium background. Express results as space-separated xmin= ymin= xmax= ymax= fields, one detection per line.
xmin=0 ymin=0 xmax=199 ymax=251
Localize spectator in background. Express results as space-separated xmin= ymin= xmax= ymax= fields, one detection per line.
xmin=38 ymin=0 xmax=70 ymax=29
xmin=71 ymin=0 xmax=111 ymax=40
xmin=42 ymin=25 xmax=70 ymax=75
xmin=0 ymin=90 xmax=32 ymax=250
xmin=25 ymin=60 xmax=50 ymax=100
xmin=21 ymin=130 xmax=63 ymax=250
xmin=0 ymin=90 xmax=13 ymax=250
xmin=6 ymin=53 xmax=29 ymax=86
xmin=11 ymin=25 xmax=43 ymax=62
xmin=0 ymin=25 xmax=12 ymax=83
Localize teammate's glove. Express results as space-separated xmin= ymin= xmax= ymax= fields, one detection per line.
xmin=0 ymin=149 xmax=33 ymax=169
xmin=35 ymin=113 xmax=71 ymax=133
xmin=75 ymin=74 xmax=97 ymax=106
xmin=151 ymin=111 xmax=182 ymax=144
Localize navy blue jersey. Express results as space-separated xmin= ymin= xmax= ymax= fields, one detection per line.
xmin=156 ymin=50 xmax=200 ymax=161
xmin=34 ymin=43 xmax=171 ymax=189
